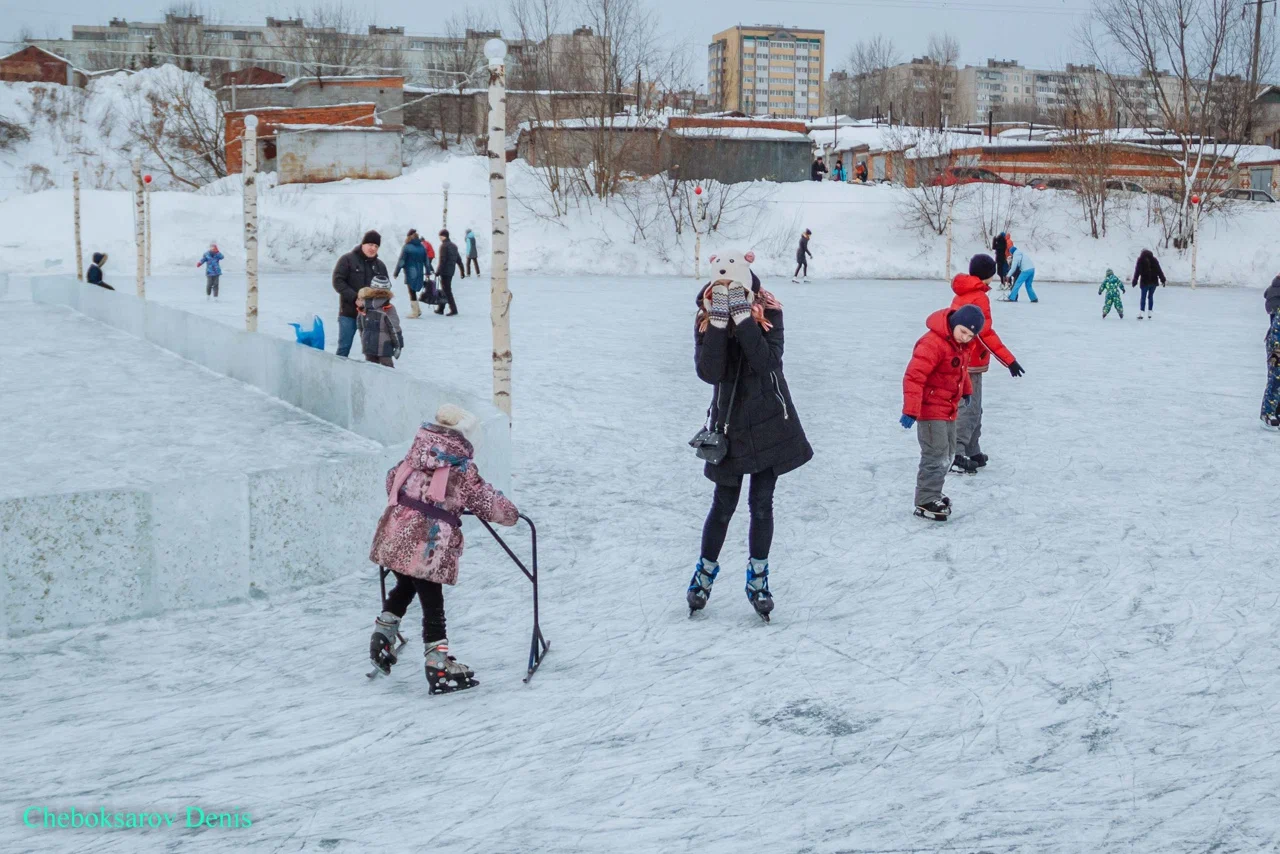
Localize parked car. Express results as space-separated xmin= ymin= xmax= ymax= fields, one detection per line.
xmin=1026 ymin=178 xmax=1049 ymax=190
xmin=1105 ymin=180 xmax=1147 ymax=194
xmin=1043 ymin=178 xmax=1083 ymax=192
xmin=929 ymin=167 xmax=1019 ymax=187
xmin=1219 ymin=188 xmax=1275 ymax=203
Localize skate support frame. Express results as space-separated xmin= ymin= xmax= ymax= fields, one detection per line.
xmin=376 ymin=511 xmax=549 ymax=684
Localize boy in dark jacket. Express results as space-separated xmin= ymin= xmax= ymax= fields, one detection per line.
xmin=435 ymin=229 xmax=464 ymax=316
xmin=1132 ymin=249 xmax=1166 ymax=319
xmin=333 ymin=231 xmax=390 ymax=357
xmin=357 ymin=275 xmax=404 ymax=367
xmin=86 ymin=252 xmax=114 ymax=290
xmin=901 ymin=305 xmax=984 ymax=521
xmin=792 ymin=229 xmax=813 ymax=282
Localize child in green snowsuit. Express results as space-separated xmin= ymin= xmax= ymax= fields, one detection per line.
xmin=1100 ymin=269 xmax=1125 ymax=319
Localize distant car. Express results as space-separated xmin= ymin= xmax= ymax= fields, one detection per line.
xmin=1043 ymin=178 xmax=1083 ymax=192
xmin=1106 ymin=180 xmax=1147 ymax=194
xmin=1219 ymin=188 xmax=1275 ymax=203
xmin=1026 ymin=178 xmax=1048 ymax=190
xmin=929 ymin=167 xmax=1019 ymax=187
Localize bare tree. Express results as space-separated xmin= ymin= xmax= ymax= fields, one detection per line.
xmin=1086 ymin=0 xmax=1249 ymax=243
xmin=846 ymin=35 xmax=900 ymax=119
xmin=126 ymin=68 xmax=226 ymax=187
xmin=278 ymin=3 xmax=382 ymax=80
xmin=885 ymin=125 xmax=970 ymax=235
xmin=920 ymin=34 xmax=959 ymax=129
xmin=154 ymin=4 xmax=219 ymax=75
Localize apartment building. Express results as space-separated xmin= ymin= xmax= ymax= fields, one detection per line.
xmin=707 ymin=25 xmax=824 ymax=118
xmin=954 ymin=59 xmax=1039 ymax=122
xmin=25 ymin=15 xmax=609 ymax=90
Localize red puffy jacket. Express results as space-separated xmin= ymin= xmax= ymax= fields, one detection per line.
xmin=949 ymin=274 xmax=1015 ymax=373
xmin=903 ymin=308 xmax=975 ymax=421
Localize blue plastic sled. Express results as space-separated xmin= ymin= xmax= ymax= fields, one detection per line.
xmin=289 ymin=316 xmax=325 ymax=350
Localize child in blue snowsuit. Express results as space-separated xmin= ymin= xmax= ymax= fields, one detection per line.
xmin=1007 ymin=245 xmax=1037 ymax=302
xmin=197 ymin=243 xmax=224 ymax=299
xmin=1099 ymin=269 xmax=1125 ymax=319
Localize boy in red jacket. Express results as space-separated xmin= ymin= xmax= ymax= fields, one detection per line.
xmin=901 ymin=305 xmax=985 ymax=521
xmin=949 ymin=254 xmax=1026 ymax=474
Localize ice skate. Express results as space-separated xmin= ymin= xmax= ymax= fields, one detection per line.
xmin=969 ymin=453 xmax=988 ymax=468
xmin=687 ymin=557 xmax=719 ymax=615
xmin=367 ymin=611 xmax=405 ymax=678
xmin=423 ymin=639 xmax=479 ymax=694
xmin=951 ymin=454 xmax=977 ymax=475
xmin=941 ymin=494 xmax=951 ymax=508
xmin=1262 ymin=414 xmax=1280 ymax=430
xmin=914 ymin=500 xmax=951 ymax=521
xmin=790 ymin=278 xmax=800 ymax=284
xmin=745 ymin=558 xmax=774 ymax=622
xmin=1137 ymin=312 xmax=1145 ymax=320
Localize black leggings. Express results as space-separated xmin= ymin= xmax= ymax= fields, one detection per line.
xmin=794 ymin=260 xmax=808 ymax=277
xmin=383 ymin=571 xmax=446 ymax=643
xmin=700 ymin=470 xmax=778 ymax=563
xmin=435 ymin=273 xmax=457 ymax=314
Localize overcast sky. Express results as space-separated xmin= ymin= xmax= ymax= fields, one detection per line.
xmin=6 ymin=0 xmax=1098 ymax=84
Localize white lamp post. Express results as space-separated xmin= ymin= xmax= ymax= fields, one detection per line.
xmin=442 ymin=180 xmax=450 ymax=230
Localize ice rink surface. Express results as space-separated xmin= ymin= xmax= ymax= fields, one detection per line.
xmin=3 ymin=272 xmax=1279 ymax=852
xmin=0 ymin=302 xmax=379 ymax=500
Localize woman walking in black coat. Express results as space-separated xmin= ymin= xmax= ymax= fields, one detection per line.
xmin=1132 ymin=249 xmax=1166 ymax=319
xmin=687 ymin=252 xmax=813 ymax=621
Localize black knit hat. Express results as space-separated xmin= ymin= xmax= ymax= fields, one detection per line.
xmin=969 ymin=253 xmax=997 ymax=281
xmin=362 ymin=230 xmax=381 ymax=247
xmin=949 ymin=304 xmax=986 ymax=335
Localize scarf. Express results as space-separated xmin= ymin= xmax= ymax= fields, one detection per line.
xmin=697 ymin=285 xmax=783 ymax=333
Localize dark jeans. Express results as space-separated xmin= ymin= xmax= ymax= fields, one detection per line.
xmin=794 ymin=260 xmax=808 ymax=277
xmin=466 ymin=257 xmax=481 ymax=276
xmin=1140 ymin=285 xmax=1156 ymax=311
xmin=336 ymin=315 xmax=357 ymax=357
xmin=700 ymin=469 xmax=778 ymax=562
xmin=205 ymin=275 xmax=220 ymax=297
xmin=365 ymin=355 xmax=394 ymax=367
xmin=435 ymin=273 xmax=457 ymax=315
xmin=383 ymin=571 xmax=446 ymax=643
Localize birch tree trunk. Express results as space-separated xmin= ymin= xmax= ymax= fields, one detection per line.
xmin=73 ymin=171 xmax=83 ymax=281
xmin=243 ymin=118 xmax=260 ymax=332
xmin=488 ymin=60 xmax=512 ymax=418
xmin=133 ymin=158 xmax=145 ymax=298
xmin=145 ymin=183 xmax=152 ymax=277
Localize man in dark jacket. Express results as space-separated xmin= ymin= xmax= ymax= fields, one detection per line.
xmin=435 ymin=229 xmax=464 ymax=316
xmin=332 ymin=230 xmax=389 ymax=357
xmin=992 ymin=232 xmax=1009 ymax=286
xmin=810 ymin=157 xmax=827 ymax=182
xmin=86 ymin=252 xmax=115 ymax=290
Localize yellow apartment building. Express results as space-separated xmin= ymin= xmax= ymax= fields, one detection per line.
xmin=707 ymin=25 xmax=825 ymax=117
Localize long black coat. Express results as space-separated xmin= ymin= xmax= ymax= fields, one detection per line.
xmin=333 ymin=246 xmax=389 ymax=318
xmin=437 ymin=238 xmax=464 ymax=277
xmin=1132 ymin=252 xmax=1166 ymax=287
xmin=694 ymin=288 xmax=813 ymax=485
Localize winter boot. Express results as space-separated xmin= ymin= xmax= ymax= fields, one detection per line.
xmin=369 ymin=611 xmax=403 ymax=676
xmin=914 ymin=500 xmax=951 ymax=521
xmin=745 ymin=558 xmax=774 ymax=621
xmin=951 ymin=455 xmax=977 ymax=475
xmin=969 ymin=453 xmax=988 ymax=468
xmin=409 ymin=301 xmax=422 ymax=319
xmin=687 ymin=558 xmax=720 ymax=615
xmin=1262 ymin=414 xmax=1280 ymax=430
xmin=423 ymin=638 xmax=478 ymax=694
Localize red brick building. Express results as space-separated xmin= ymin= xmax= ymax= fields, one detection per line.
xmin=0 ymin=45 xmax=86 ymax=87
xmin=224 ymin=103 xmax=380 ymax=173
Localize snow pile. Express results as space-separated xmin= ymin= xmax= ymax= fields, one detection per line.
xmin=0 ymin=66 xmax=221 ymax=198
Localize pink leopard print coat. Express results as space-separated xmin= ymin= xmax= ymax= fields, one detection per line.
xmin=369 ymin=425 xmax=518 ymax=585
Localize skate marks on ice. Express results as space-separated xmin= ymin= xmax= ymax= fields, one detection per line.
xmin=3 ymin=277 xmax=1280 ymax=852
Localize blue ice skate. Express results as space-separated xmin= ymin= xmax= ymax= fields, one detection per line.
xmin=687 ymin=558 xmax=719 ymax=615
xmin=745 ymin=558 xmax=774 ymax=622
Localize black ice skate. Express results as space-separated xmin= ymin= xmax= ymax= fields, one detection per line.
xmin=969 ymin=453 xmax=988 ymax=468
xmin=423 ymin=639 xmax=479 ymax=694
xmin=367 ymin=611 xmax=407 ymax=679
xmin=951 ymin=454 xmax=978 ymax=475
xmin=914 ymin=500 xmax=951 ymax=521
xmin=745 ymin=559 xmax=774 ymax=622
xmin=1262 ymin=414 xmax=1280 ymax=430
xmin=687 ymin=557 xmax=720 ymax=615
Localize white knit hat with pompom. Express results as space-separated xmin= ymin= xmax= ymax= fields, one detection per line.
xmin=435 ymin=403 xmax=480 ymax=440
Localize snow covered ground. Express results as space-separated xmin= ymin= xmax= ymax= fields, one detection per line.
xmin=0 ymin=302 xmax=378 ymax=500
xmin=3 ymin=273 xmax=1279 ymax=852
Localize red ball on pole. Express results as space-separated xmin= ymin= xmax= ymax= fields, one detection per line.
xmin=144 ymin=174 xmax=153 ymax=184
xmin=1190 ymin=194 xmax=1200 ymax=205
xmin=694 ymin=186 xmax=702 ymax=195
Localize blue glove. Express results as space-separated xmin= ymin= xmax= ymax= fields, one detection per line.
xmin=899 ymin=415 xmax=916 ymax=429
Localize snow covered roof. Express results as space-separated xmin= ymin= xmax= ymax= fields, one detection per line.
xmin=221 ymin=75 xmax=404 ymax=91
xmin=518 ymin=115 xmax=666 ymax=131
xmin=275 ymin=123 xmax=400 ymax=132
xmin=225 ymin=102 xmax=378 ymax=114
xmin=1232 ymin=144 xmax=1280 ymax=165
xmin=672 ymin=126 xmax=810 ymax=142
xmin=810 ymin=124 xmax=902 ymax=153
xmin=2 ymin=44 xmax=85 ymax=73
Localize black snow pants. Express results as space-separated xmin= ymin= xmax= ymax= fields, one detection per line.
xmin=383 ymin=572 xmax=446 ymax=643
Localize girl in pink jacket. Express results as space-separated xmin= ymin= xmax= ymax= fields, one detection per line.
xmin=368 ymin=404 xmax=518 ymax=693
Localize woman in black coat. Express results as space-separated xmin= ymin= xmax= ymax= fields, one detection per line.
xmin=687 ymin=259 xmax=812 ymax=620
xmin=1132 ymin=249 xmax=1166 ymax=319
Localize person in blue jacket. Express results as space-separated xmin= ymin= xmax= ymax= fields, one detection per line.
xmin=831 ymin=158 xmax=847 ymax=182
xmin=1006 ymin=244 xmax=1038 ymax=302
xmin=197 ymin=243 xmax=224 ymax=299
xmin=464 ymin=228 xmax=481 ymax=276
xmin=393 ymin=229 xmax=428 ymax=318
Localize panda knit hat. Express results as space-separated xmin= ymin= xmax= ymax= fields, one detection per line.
xmin=435 ymin=404 xmax=480 ymax=441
